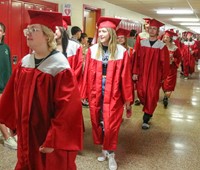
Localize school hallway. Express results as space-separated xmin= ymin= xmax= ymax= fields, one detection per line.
xmin=0 ymin=68 xmax=200 ymax=170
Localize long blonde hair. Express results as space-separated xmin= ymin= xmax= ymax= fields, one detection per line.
xmin=96 ymin=28 xmax=117 ymax=60
xmin=41 ymin=25 xmax=57 ymax=51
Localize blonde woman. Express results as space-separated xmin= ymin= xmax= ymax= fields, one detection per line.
xmin=162 ymin=30 xmax=181 ymax=107
xmin=81 ymin=17 xmax=133 ymax=170
xmin=0 ymin=10 xmax=83 ymax=170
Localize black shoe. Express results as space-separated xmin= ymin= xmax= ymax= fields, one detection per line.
xmin=163 ymin=96 xmax=168 ymax=108
xmin=134 ymin=99 xmax=141 ymax=106
xmin=142 ymin=113 xmax=152 ymax=130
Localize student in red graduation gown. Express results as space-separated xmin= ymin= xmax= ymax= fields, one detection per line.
xmin=162 ymin=30 xmax=181 ymax=108
xmin=0 ymin=10 xmax=83 ymax=170
xmin=133 ymin=18 xmax=151 ymax=106
xmin=116 ymin=28 xmax=134 ymax=59
xmin=181 ymin=31 xmax=198 ymax=79
xmin=81 ymin=16 xmax=133 ymax=170
xmin=132 ymin=18 xmax=170 ymax=130
xmin=134 ymin=18 xmax=150 ymax=52
xmin=55 ymin=16 xmax=83 ymax=90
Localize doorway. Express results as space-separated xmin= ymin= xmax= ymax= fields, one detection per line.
xmin=83 ymin=5 xmax=101 ymax=40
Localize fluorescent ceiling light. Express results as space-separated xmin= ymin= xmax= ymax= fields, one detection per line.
xmin=172 ymin=18 xmax=199 ymax=22
xmin=156 ymin=9 xmax=193 ymax=14
xmin=180 ymin=23 xmax=200 ymax=25
xmin=187 ymin=27 xmax=200 ymax=33
xmin=187 ymin=26 xmax=200 ymax=29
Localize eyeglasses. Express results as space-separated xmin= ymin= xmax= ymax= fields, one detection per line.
xmin=23 ymin=27 xmax=40 ymax=36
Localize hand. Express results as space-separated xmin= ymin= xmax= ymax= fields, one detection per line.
xmin=39 ymin=146 xmax=54 ymax=153
xmin=126 ymin=106 xmax=132 ymax=118
xmin=125 ymin=104 xmax=131 ymax=110
xmin=132 ymin=74 xmax=138 ymax=81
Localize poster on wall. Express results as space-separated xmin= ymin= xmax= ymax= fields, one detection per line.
xmin=62 ymin=4 xmax=71 ymax=16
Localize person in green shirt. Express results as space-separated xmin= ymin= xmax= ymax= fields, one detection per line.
xmin=0 ymin=22 xmax=17 ymax=150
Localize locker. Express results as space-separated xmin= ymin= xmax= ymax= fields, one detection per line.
xmin=0 ymin=0 xmax=58 ymax=70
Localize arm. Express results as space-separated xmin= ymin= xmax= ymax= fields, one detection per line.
xmin=132 ymin=36 xmax=141 ymax=79
xmin=74 ymin=46 xmax=83 ymax=82
xmin=161 ymin=45 xmax=170 ymax=82
xmin=121 ymin=51 xmax=134 ymax=105
xmin=80 ymin=48 xmax=91 ymax=100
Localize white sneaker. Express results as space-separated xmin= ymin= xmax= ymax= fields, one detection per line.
xmin=142 ymin=123 xmax=150 ymax=130
xmin=107 ymin=152 xmax=117 ymax=170
xmin=4 ymin=137 xmax=17 ymax=150
xmin=97 ymin=150 xmax=108 ymax=162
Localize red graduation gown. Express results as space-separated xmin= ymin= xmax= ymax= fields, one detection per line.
xmin=81 ymin=44 xmax=133 ymax=150
xmin=134 ymin=39 xmax=170 ymax=115
xmin=0 ymin=52 xmax=83 ymax=170
xmin=132 ymin=32 xmax=149 ymax=75
xmin=67 ymin=40 xmax=83 ymax=88
xmin=162 ymin=44 xmax=181 ymax=91
xmin=181 ymin=40 xmax=198 ymax=77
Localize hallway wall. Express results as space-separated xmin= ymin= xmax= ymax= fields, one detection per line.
xmin=45 ymin=0 xmax=185 ymax=32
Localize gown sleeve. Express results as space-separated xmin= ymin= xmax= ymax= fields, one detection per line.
xmin=121 ymin=51 xmax=134 ymax=104
xmin=42 ymin=69 xmax=83 ymax=151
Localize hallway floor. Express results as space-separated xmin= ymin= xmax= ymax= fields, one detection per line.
xmin=0 ymin=68 xmax=200 ymax=170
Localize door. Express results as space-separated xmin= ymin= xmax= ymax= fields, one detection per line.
xmin=7 ymin=0 xmax=58 ymax=70
xmin=84 ymin=9 xmax=96 ymax=38
xmin=83 ymin=5 xmax=101 ymax=42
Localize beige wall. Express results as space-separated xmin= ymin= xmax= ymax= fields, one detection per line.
xmin=46 ymin=0 xmax=184 ymax=32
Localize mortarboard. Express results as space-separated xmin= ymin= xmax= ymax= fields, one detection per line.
xmin=28 ymin=10 xmax=63 ymax=32
xmin=62 ymin=16 xmax=71 ymax=29
xmin=143 ymin=18 xmax=151 ymax=24
xmin=116 ymin=28 xmax=130 ymax=37
xmin=149 ymin=19 xmax=164 ymax=28
xmin=182 ymin=31 xmax=187 ymax=36
xmin=97 ymin=16 xmax=121 ymax=30
xmin=164 ymin=30 xmax=177 ymax=37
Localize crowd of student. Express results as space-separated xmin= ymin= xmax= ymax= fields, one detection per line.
xmin=0 ymin=9 xmax=200 ymax=170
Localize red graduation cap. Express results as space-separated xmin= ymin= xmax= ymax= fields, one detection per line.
xmin=116 ymin=28 xmax=130 ymax=37
xmin=182 ymin=31 xmax=187 ymax=36
xmin=28 ymin=10 xmax=63 ymax=32
xmin=97 ymin=16 xmax=121 ymax=30
xmin=149 ymin=19 xmax=164 ymax=28
xmin=62 ymin=16 xmax=71 ymax=29
xmin=143 ymin=18 xmax=151 ymax=24
xmin=164 ymin=30 xmax=177 ymax=37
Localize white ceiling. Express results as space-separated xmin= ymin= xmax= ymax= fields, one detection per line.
xmin=103 ymin=0 xmax=200 ymax=33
